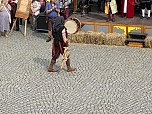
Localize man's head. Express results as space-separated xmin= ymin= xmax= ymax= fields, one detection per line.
xmin=52 ymin=0 xmax=56 ymax=3
xmin=54 ymin=16 xmax=65 ymax=31
xmin=46 ymin=0 xmax=50 ymax=2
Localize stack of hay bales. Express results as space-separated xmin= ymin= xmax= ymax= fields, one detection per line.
xmin=68 ymin=32 xmax=106 ymax=45
xmin=104 ymin=33 xmax=127 ymax=46
xmin=144 ymin=36 xmax=152 ymax=48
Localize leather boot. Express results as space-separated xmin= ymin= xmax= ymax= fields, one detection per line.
xmin=48 ymin=59 xmax=57 ymax=72
xmin=46 ymin=36 xmax=52 ymax=42
xmin=66 ymin=59 xmax=76 ymax=72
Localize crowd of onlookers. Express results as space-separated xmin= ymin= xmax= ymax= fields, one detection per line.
xmin=78 ymin=0 xmax=152 ymax=22
xmin=1 ymin=0 xmax=152 ymax=38
xmin=0 ymin=0 xmax=72 ymax=38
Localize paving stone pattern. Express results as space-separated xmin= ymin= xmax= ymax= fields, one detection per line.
xmin=0 ymin=30 xmax=152 ymax=114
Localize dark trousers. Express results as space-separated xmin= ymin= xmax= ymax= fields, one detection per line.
xmin=141 ymin=2 xmax=151 ymax=10
xmin=52 ymin=40 xmax=65 ymax=62
xmin=48 ymin=17 xmax=56 ymax=31
xmin=10 ymin=4 xmax=19 ymax=30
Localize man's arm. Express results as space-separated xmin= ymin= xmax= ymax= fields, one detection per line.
xmin=46 ymin=4 xmax=52 ymax=14
xmin=55 ymin=3 xmax=60 ymax=13
xmin=62 ymin=28 xmax=68 ymax=47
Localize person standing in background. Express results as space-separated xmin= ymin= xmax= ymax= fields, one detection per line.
xmin=59 ymin=0 xmax=65 ymax=19
xmin=126 ymin=0 xmax=135 ymax=18
xmin=46 ymin=0 xmax=60 ymax=42
xmin=141 ymin=0 xmax=151 ymax=19
xmin=0 ymin=0 xmax=11 ymax=37
xmin=121 ymin=0 xmax=127 ymax=17
xmin=121 ymin=0 xmax=135 ymax=18
xmin=39 ymin=0 xmax=46 ymax=12
xmin=30 ymin=0 xmax=41 ymax=30
xmin=116 ymin=0 xmax=121 ymax=14
xmin=63 ymin=0 xmax=71 ymax=19
xmin=104 ymin=0 xmax=117 ymax=22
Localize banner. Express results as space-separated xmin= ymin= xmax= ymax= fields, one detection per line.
xmin=15 ymin=0 xmax=32 ymax=19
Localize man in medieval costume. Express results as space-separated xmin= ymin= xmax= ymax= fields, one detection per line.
xmin=104 ymin=0 xmax=118 ymax=22
xmin=121 ymin=0 xmax=135 ymax=18
xmin=141 ymin=0 xmax=151 ymax=19
xmin=48 ymin=16 xmax=76 ymax=72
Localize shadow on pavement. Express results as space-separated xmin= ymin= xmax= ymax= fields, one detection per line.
xmin=31 ymin=31 xmax=48 ymax=40
xmin=33 ymin=57 xmax=49 ymax=69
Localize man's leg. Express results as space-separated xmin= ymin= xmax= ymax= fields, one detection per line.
xmin=66 ymin=59 xmax=76 ymax=72
xmin=16 ymin=18 xmax=19 ymax=31
xmin=111 ymin=14 xmax=115 ymax=22
xmin=106 ymin=13 xmax=111 ymax=22
xmin=147 ymin=3 xmax=151 ymax=19
xmin=46 ymin=18 xmax=52 ymax=42
xmin=48 ymin=58 xmax=57 ymax=72
xmin=141 ymin=3 xmax=145 ymax=19
xmin=48 ymin=41 xmax=60 ymax=72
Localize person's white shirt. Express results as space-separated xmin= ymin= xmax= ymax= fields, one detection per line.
xmin=56 ymin=0 xmax=63 ymax=9
xmin=64 ymin=0 xmax=71 ymax=9
xmin=31 ymin=1 xmax=41 ymax=16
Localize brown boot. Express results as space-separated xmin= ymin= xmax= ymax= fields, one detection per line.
xmin=66 ymin=59 xmax=76 ymax=72
xmin=46 ymin=36 xmax=52 ymax=42
xmin=48 ymin=59 xmax=57 ymax=72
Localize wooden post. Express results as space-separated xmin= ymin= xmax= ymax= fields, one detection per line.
xmin=10 ymin=18 xmax=17 ymax=33
xmin=94 ymin=23 xmax=97 ymax=32
xmin=73 ymin=0 xmax=77 ymax=11
xmin=109 ymin=24 xmax=113 ymax=33
xmin=24 ymin=19 xmax=27 ymax=36
xmin=141 ymin=26 xmax=144 ymax=34
xmin=10 ymin=18 xmax=28 ymax=37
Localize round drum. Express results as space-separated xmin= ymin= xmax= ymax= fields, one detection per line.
xmin=64 ymin=18 xmax=81 ymax=34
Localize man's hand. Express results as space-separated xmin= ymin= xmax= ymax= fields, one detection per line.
xmin=65 ymin=41 xmax=69 ymax=47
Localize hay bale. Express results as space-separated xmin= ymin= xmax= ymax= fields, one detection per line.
xmin=68 ymin=32 xmax=106 ymax=45
xmin=104 ymin=33 xmax=126 ymax=46
xmin=88 ymin=32 xmax=105 ymax=45
xmin=144 ymin=36 xmax=152 ymax=48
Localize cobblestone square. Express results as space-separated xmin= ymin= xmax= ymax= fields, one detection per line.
xmin=0 ymin=30 xmax=152 ymax=114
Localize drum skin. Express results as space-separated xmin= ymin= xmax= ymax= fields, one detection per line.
xmin=65 ymin=18 xmax=81 ymax=34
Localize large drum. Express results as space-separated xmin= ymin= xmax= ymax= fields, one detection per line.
xmin=64 ymin=18 xmax=81 ymax=34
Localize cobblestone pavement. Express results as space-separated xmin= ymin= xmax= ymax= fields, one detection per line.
xmin=0 ymin=30 xmax=152 ymax=114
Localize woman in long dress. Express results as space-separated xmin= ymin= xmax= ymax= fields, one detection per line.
xmin=0 ymin=0 xmax=11 ymax=37
xmin=105 ymin=0 xmax=117 ymax=22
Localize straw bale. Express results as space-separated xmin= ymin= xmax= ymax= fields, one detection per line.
xmin=68 ymin=32 xmax=106 ymax=45
xmin=104 ymin=33 xmax=126 ymax=46
xmin=144 ymin=36 xmax=152 ymax=48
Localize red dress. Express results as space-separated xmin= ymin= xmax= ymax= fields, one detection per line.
xmin=121 ymin=0 xmax=124 ymax=17
xmin=127 ymin=0 xmax=135 ymax=18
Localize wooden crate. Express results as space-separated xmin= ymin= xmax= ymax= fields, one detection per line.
xmin=128 ymin=42 xmax=143 ymax=48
